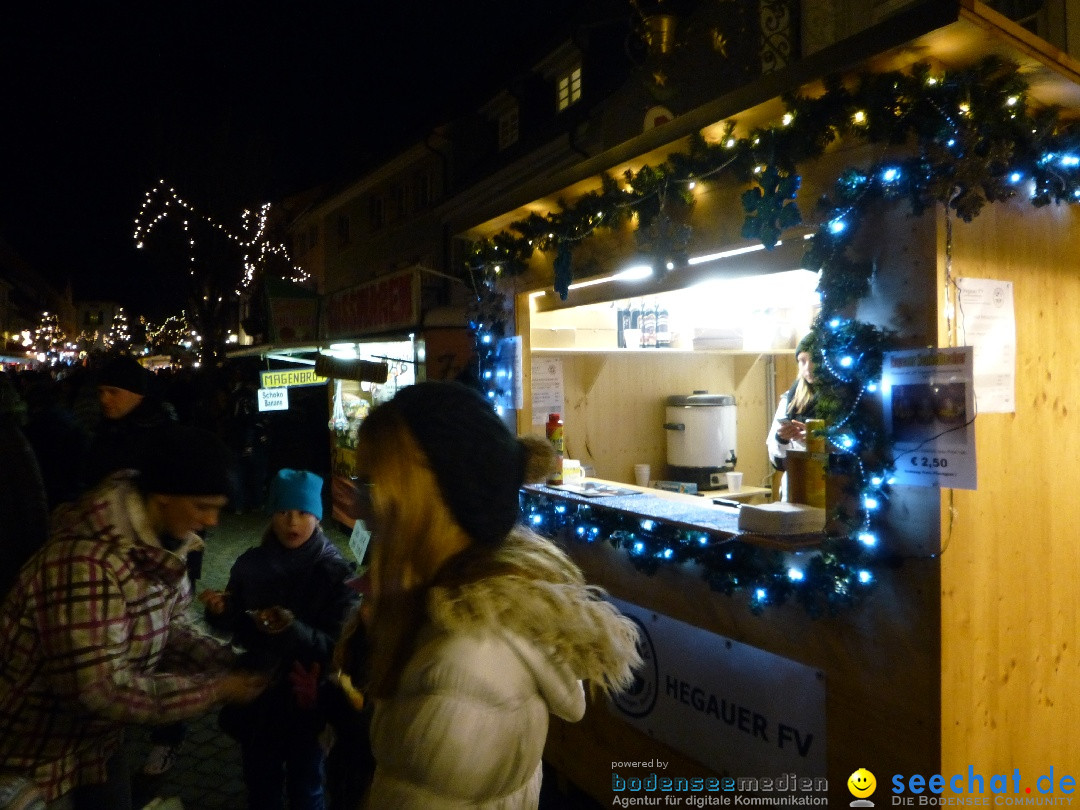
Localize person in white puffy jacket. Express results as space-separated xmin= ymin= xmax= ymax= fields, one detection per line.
xmin=348 ymin=381 xmax=642 ymax=810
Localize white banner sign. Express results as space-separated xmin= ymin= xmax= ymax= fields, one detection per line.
xmin=257 ymin=386 xmax=289 ymax=412
xmin=882 ymin=346 xmax=977 ymax=490
xmin=607 ymin=597 xmax=826 ymax=776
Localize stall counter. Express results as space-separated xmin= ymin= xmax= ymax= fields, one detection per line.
xmin=524 ymin=478 xmax=815 ymax=549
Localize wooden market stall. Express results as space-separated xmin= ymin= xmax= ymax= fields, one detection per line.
xmin=461 ymin=1 xmax=1080 ymax=803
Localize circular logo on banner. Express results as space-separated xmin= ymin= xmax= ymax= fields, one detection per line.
xmin=610 ymin=615 xmax=659 ymax=718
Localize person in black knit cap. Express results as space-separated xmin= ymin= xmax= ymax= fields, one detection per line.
xmin=83 ymin=355 xmax=208 ymax=778
xmin=344 ymin=380 xmax=642 ymax=809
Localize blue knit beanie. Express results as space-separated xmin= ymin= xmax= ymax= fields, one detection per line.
xmin=269 ymin=469 xmax=323 ymax=519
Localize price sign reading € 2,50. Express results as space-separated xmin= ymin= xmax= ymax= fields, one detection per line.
xmin=883 ymin=347 xmax=977 ymax=490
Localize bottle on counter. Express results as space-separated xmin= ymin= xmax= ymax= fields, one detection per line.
xmin=640 ymin=301 xmax=657 ymax=348
xmin=545 ymin=413 xmax=565 ymax=484
xmin=655 ymin=302 xmax=670 ymax=348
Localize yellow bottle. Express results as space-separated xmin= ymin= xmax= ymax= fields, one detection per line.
xmin=546 ymin=413 xmax=565 ymax=484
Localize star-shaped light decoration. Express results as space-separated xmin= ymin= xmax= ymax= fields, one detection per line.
xmin=652 ymin=69 xmax=668 ymax=87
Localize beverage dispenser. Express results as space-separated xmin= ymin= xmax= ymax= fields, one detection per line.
xmin=663 ymin=391 xmax=737 ymax=490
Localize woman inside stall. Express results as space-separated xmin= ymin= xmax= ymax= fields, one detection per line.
xmin=766 ymin=333 xmax=820 ymax=495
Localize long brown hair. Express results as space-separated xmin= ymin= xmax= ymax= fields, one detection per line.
xmin=356 ymin=402 xmax=473 ymax=698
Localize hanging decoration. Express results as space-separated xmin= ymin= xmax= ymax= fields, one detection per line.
xmin=133 ymin=181 xmax=311 ymax=294
xmin=521 ymin=489 xmax=875 ymax=616
xmin=465 ymin=263 xmax=512 ymax=405
xmin=468 ymin=55 xmax=1080 ymax=614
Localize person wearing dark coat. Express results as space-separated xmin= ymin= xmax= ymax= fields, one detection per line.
xmin=83 ymin=355 xmax=177 ymax=490
xmin=0 ymin=375 xmax=48 ymax=598
xmin=83 ymin=355 xmax=198 ymax=777
xmin=200 ymin=469 xmax=358 ymax=810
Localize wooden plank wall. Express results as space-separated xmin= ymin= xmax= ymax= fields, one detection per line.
xmin=521 ymin=350 xmax=774 ymax=489
xmin=940 ymin=197 xmax=1080 ymax=778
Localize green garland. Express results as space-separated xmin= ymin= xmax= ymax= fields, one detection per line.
xmin=471 ymin=56 xmax=1080 ymax=614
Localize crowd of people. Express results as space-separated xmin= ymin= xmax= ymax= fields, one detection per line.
xmin=0 ymin=356 xmax=643 ymax=810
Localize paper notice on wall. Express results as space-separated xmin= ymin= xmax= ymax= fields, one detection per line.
xmin=530 ymin=356 xmax=564 ymax=424
xmin=956 ymin=277 xmax=1016 ymax=413
xmin=882 ymin=346 xmax=977 ymax=490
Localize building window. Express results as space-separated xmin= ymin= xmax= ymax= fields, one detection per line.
xmin=369 ymin=196 xmax=385 ymax=231
xmin=557 ymin=65 xmax=582 ymax=111
xmin=498 ymin=106 xmax=519 ymax=150
xmin=337 ymin=215 xmax=351 ymax=247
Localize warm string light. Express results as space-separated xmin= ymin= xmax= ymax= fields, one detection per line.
xmin=30 ymin=311 xmax=79 ymax=365
xmin=133 ymin=181 xmax=311 ymax=294
xmin=141 ymin=311 xmax=198 ymax=355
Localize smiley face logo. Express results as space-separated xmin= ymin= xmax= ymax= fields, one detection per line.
xmin=848 ymin=768 xmax=877 ymax=798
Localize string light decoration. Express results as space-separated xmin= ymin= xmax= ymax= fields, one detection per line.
xmin=104 ymin=307 xmax=132 ymax=351
xmin=141 ymin=312 xmax=197 ymax=356
xmin=133 ymin=181 xmax=311 ymax=295
xmin=521 ymin=489 xmax=874 ymax=616
xmin=469 ymin=55 xmax=1080 ymax=614
xmin=31 ymin=311 xmax=74 ymax=365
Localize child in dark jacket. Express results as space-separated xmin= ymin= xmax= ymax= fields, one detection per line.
xmin=200 ymin=469 xmax=357 ymax=810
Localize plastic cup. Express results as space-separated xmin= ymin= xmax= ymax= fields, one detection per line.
xmin=634 ymin=464 xmax=651 ymax=487
xmin=726 ymin=471 xmax=743 ymax=492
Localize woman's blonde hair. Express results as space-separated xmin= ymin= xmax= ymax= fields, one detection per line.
xmin=356 ymin=402 xmax=472 ymax=697
xmin=355 ymin=394 xmax=559 ymax=698
xmin=788 ymin=376 xmax=815 ymax=415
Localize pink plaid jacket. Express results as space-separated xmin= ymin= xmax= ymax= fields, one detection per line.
xmin=0 ymin=474 xmax=235 ymax=801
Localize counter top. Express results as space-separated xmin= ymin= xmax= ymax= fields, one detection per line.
xmin=523 ymin=478 xmax=821 ymax=548
xmin=526 ymin=479 xmax=741 ymax=536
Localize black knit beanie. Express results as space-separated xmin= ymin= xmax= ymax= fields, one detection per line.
xmin=390 ymin=381 xmax=525 ymax=547
xmin=796 ymin=333 xmax=815 ymax=357
xmin=137 ymin=424 xmax=234 ymax=497
xmin=97 ymin=355 xmax=150 ymax=395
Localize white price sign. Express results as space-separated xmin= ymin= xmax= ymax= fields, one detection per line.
xmin=257 ymin=386 xmax=289 ymax=412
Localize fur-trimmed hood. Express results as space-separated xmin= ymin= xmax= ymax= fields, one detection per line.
xmin=426 ymin=528 xmax=641 ymax=698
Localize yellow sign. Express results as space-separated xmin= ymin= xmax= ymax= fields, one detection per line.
xmin=259 ymin=368 xmax=328 ymax=389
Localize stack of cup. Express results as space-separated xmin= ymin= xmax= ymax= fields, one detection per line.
xmin=634 ymin=464 xmax=651 ymax=487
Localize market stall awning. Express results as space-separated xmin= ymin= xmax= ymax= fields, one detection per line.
xmin=225 ymin=340 xmax=391 ymax=383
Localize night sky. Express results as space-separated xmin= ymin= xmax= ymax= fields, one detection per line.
xmin=0 ymin=1 xmax=593 ymax=318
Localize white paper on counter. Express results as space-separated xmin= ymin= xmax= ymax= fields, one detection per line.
xmin=956 ymin=277 xmax=1016 ymax=414
xmin=530 ymin=356 xmax=564 ymax=424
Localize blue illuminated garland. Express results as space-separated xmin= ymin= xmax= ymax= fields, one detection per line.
xmin=520 ymin=490 xmax=876 ymax=616
xmin=468 ymin=56 xmax=1080 ymax=614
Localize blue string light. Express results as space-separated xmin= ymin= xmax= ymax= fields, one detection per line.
xmin=519 ymin=490 xmax=877 ymax=616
